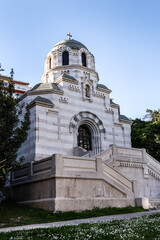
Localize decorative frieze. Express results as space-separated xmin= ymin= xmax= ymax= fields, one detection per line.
xmin=148 ymin=169 xmax=160 ymax=180
xmin=105 ymin=108 xmax=114 ymax=114
xmin=73 ymin=51 xmax=78 ymax=56
xmin=119 ymin=162 xmax=143 ymax=168
xmin=93 ymin=90 xmax=105 ymax=99
xmin=59 ymin=96 xmax=68 ymax=104
xmin=68 ymin=84 xmax=81 ymax=92
xmin=61 ymin=70 xmax=69 ymax=74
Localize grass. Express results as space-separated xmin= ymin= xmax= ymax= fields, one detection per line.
xmin=0 ymin=214 xmax=159 ymax=239
xmin=0 ymin=201 xmax=147 ymax=228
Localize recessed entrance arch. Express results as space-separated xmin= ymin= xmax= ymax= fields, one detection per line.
xmin=70 ymin=111 xmax=106 ymax=155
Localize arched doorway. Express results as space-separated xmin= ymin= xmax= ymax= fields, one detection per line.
xmin=70 ymin=111 xmax=106 ymax=155
xmin=77 ymin=125 xmax=92 ymax=151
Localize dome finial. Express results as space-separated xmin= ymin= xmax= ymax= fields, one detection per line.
xmin=67 ymin=32 xmax=72 ymax=40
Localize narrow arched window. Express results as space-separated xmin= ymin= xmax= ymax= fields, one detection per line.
xmin=48 ymin=57 xmax=51 ymax=69
xmin=85 ymin=85 xmax=90 ymax=97
xmin=78 ymin=125 xmax=92 ymax=150
xmin=82 ymin=52 xmax=86 ymax=67
xmin=62 ymin=51 xmax=69 ymax=65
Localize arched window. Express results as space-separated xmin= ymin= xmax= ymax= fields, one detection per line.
xmin=78 ymin=125 xmax=92 ymax=150
xmin=85 ymin=85 xmax=90 ymax=97
xmin=82 ymin=52 xmax=86 ymax=67
xmin=48 ymin=57 xmax=51 ymax=69
xmin=62 ymin=51 xmax=69 ymax=65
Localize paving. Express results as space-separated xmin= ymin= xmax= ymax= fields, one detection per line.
xmin=0 ymin=209 xmax=160 ymax=233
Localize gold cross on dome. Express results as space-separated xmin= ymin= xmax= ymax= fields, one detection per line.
xmin=67 ymin=32 xmax=72 ymax=40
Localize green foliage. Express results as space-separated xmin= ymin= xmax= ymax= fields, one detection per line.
xmin=0 ymin=80 xmax=30 ymax=189
xmin=0 ymin=201 xmax=146 ymax=228
xmin=0 ymin=214 xmax=159 ymax=239
xmin=131 ymin=109 xmax=160 ymax=162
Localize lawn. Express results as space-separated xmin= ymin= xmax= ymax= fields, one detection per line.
xmin=0 ymin=201 xmax=146 ymax=228
xmin=0 ymin=214 xmax=159 ymax=239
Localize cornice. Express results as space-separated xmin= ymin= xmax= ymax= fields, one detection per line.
xmin=119 ymin=119 xmax=132 ymax=124
xmin=18 ymin=89 xmax=63 ymax=103
xmin=96 ymin=87 xmax=111 ymax=94
xmin=28 ymin=101 xmax=54 ymax=110
xmin=46 ymin=65 xmax=99 ymax=80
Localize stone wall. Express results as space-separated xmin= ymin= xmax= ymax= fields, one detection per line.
xmin=11 ymin=146 xmax=160 ymax=211
xmin=11 ymin=151 xmax=134 ymax=211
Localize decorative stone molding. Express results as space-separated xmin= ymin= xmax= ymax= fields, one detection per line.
xmin=61 ymin=70 xmax=69 ymax=74
xmin=79 ymin=48 xmax=88 ymax=54
xmin=119 ymin=162 xmax=143 ymax=168
xmin=93 ymin=90 xmax=105 ymax=99
xmin=46 ymin=109 xmax=58 ymax=115
xmin=59 ymin=96 xmax=68 ymax=104
xmin=105 ymin=108 xmax=114 ymax=114
xmin=73 ymin=51 xmax=78 ymax=56
xmin=58 ymin=46 xmax=72 ymax=56
xmin=148 ymin=169 xmax=160 ymax=180
xmin=69 ymin=111 xmax=106 ymax=137
xmin=68 ymin=84 xmax=81 ymax=92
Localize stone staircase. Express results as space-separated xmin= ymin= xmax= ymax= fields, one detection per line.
xmin=149 ymin=199 xmax=160 ymax=209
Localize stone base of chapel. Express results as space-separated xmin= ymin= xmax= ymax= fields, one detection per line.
xmin=10 ymin=145 xmax=160 ymax=212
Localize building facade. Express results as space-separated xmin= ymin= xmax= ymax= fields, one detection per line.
xmin=0 ymin=74 xmax=29 ymax=98
xmin=11 ymin=37 xmax=160 ymax=211
xmin=18 ymin=38 xmax=131 ymax=162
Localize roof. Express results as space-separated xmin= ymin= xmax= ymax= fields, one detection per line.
xmin=119 ymin=114 xmax=131 ymax=121
xmin=62 ymin=73 xmax=77 ymax=81
xmin=110 ymin=99 xmax=118 ymax=105
xmin=97 ymin=84 xmax=110 ymax=90
xmin=30 ymin=82 xmax=62 ymax=92
xmin=53 ymin=39 xmax=88 ymax=51
xmin=29 ymin=96 xmax=54 ymax=107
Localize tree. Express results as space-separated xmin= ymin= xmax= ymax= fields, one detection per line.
xmin=0 ymin=80 xmax=30 ymax=189
xmin=131 ymin=109 xmax=160 ymax=162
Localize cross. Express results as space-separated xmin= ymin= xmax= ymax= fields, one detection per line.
xmin=67 ymin=32 xmax=72 ymax=40
xmin=53 ymin=117 xmax=66 ymax=140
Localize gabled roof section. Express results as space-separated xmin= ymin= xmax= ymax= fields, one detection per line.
xmin=30 ymin=82 xmax=61 ymax=92
xmin=56 ymin=73 xmax=78 ymax=85
xmin=62 ymin=73 xmax=78 ymax=82
xmin=110 ymin=99 xmax=119 ymax=106
xmin=28 ymin=96 xmax=54 ymax=109
xmin=97 ymin=83 xmax=111 ymax=93
xmin=119 ymin=114 xmax=132 ymax=124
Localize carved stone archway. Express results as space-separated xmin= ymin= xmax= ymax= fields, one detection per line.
xmin=70 ymin=111 xmax=106 ymax=155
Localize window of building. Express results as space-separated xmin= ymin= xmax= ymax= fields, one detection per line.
xmin=48 ymin=57 xmax=51 ymax=69
xmin=62 ymin=51 xmax=69 ymax=65
xmin=82 ymin=52 xmax=87 ymax=67
xmin=85 ymin=85 xmax=90 ymax=98
xmin=78 ymin=125 xmax=92 ymax=150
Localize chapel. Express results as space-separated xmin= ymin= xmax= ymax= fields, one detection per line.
xmin=11 ymin=35 xmax=160 ymax=211
xmin=18 ymin=34 xmax=131 ymax=162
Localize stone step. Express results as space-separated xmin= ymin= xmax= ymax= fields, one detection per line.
xmin=149 ymin=198 xmax=160 ymax=209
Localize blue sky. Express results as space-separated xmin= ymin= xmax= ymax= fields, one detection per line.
xmin=0 ymin=0 xmax=160 ymax=119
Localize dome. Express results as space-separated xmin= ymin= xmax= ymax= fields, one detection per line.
xmin=52 ymin=39 xmax=88 ymax=51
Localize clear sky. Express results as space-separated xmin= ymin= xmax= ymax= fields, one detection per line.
xmin=0 ymin=0 xmax=160 ymax=119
